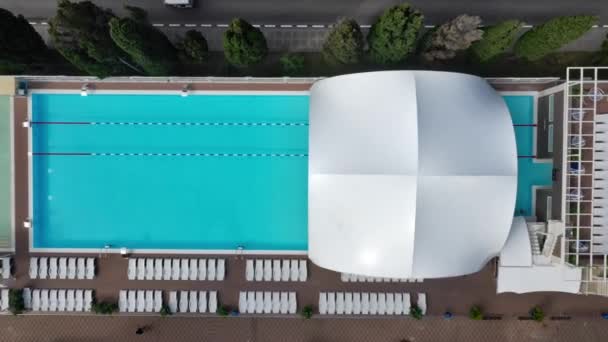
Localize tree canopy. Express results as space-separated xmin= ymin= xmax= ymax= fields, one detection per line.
xmin=367 ymin=3 xmax=423 ymax=64
xmin=514 ymin=15 xmax=597 ymax=61
xmin=322 ymin=19 xmax=364 ymax=65
xmin=423 ymin=14 xmax=483 ymax=61
xmin=0 ymin=8 xmax=47 ymax=73
xmin=109 ymin=7 xmax=178 ymax=76
xmin=469 ymin=20 xmax=521 ymax=62
xmin=180 ymin=30 xmax=209 ymax=63
xmin=49 ymin=0 xmax=130 ymax=77
xmin=222 ymin=18 xmax=268 ymax=67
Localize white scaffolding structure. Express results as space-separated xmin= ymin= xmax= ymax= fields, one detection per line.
xmin=564 ymin=67 xmax=608 ymax=295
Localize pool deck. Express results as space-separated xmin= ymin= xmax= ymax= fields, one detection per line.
xmin=7 ymin=78 xmax=608 ymax=341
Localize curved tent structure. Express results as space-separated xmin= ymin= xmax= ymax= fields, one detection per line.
xmin=308 ymin=71 xmax=518 ymax=279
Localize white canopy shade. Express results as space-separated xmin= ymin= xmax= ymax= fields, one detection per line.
xmin=308 ymin=71 xmax=518 ymax=279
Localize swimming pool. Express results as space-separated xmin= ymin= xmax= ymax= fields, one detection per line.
xmin=503 ymin=95 xmax=553 ymax=217
xmin=31 ymin=93 xmax=548 ymax=251
xmin=32 ymin=94 xmax=309 ymax=250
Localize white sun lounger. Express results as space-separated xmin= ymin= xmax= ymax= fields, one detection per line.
xmin=135 ymin=290 xmax=145 ymax=313
xmin=198 ymin=291 xmax=207 ymax=313
xmin=208 ymin=291 xmax=217 ymax=313
xmin=66 ymin=289 xmax=75 ymax=312
xmin=172 ymin=259 xmax=180 ymax=280
xmin=1 ymin=257 xmax=10 ymax=279
xmin=290 ymin=260 xmax=299 ymax=281
xmin=336 ymin=292 xmax=344 ymax=314
xmin=280 ymin=292 xmax=289 ymax=314
xmin=264 ymin=291 xmax=272 ymax=314
xmin=327 ymin=292 xmax=336 ymax=314
xmin=378 ymin=293 xmax=386 ymax=315
xmin=239 ymin=291 xmax=247 ymax=313
xmin=207 ymin=259 xmax=216 ymax=281
xmin=77 ymin=258 xmax=86 ymax=279
xmin=272 ymin=260 xmax=281 ymax=281
xmin=353 ymin=292 xmax=361 ymax=314
xmin=145 ymin=290 xmax=154 ymax=313
xmin=127 ymin=290 xmax=136 ymax=313
xmin=128 ymin=259 xmax=137 ymax=280
xmin=168 ymin=291 xmax=177 ymax=314
xmin=154 ymin=258 xmax=163 ymax=280
xmin=255 ymin=291 xmax=264 ymax=314
xmin=281 ymin=259 xmax=290 ymax=281
xmin=247 ymin=291 xmax=255 ymax=314
xmin=32 ymin=289 xmax=40 ymax=311
xmin=254 ymin=260 xmax=263 ymax=281
xmin=57 ymin=257 xmax=65 ymax=279
xmin=49 ymin=289 xmax=57 ymax=311
xmin=272 ymin=292 xmax=280 ymax=314
xmin=49 ymin=257 xmax=58 ymax=279
xmin=163 ymin=258 xmax=172 ymax=280
xmin=246 ymin=260 xmax=254 ymax=281
xmin=403 ymin=293 xmax=411 ymax=315
xmin=40 ymin=289 xmax=49 ymax=312
xmin=68 ymin=258 xmax=77 ymax=280
xmin=29 ymin=257 xmax=38 ymax=279
xmin=344 ymin=292 xmax=353 ymax=314
xmin=217 ymin=259 xmax=225 ymax=281
xmin=86 ymin=258 xmax=95 ymax=279
xmin=361 ymin=292 xmax=370 ymax=314
xmin=154 ymin=290 xmax=162 ymax=312
xmin=0 ymin=289 xmax=7 ymax=311
xmin=23 ymin=288 xmax=32 ymax=310
xmin=57 ymin=289 xmax=65 ymax=312
xmin=319 ymin=292 xmax=327 ymax=314
xmin=189 ymin=290 xmax=197 ymax=313
xmin=75 ymin=290 xmax=83 ymax=311
xmin=418 ymin=293 xmax=427 ymax=315
xmin=84 ymin=290 xmax=92 ymax=312
xmin=288 ymin=292 xmax=297 ymax=314
xmin=299 ymin=260 xmax=307 ymax=281
xmin=119 ymin=290 xmax=127 ymax=312
xmin=394 ymin=293 xmax=403 ymax=315
xmin=138 ymin=258 xmax=146 ymax=280
xmin=180 ymin=259 xmax=189 ymax=280
xmin=369 ymin=293 xmax=378 ymax=315
xmin=39 ymin=257 xmax=48 ymax=279
xmin=179 ymin=290 xmax=188 ymax=313
xmin=198 ymin=259 xmax=207 ymax=281
xmin=189 ymin=259 xmax=198 ymax=280
xmin=340 ymin=273 xmax=349 ymax=282
xmin=264 ymin=260 xmax=272 ymax=281
xmin=146 ymin=259 xmax=155 ymax=280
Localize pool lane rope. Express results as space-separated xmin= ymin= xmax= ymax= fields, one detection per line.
xmin=91 ymin=152 xmax=307 ymax=157
xmin=91 ymin=121 xmax=308 ymax=127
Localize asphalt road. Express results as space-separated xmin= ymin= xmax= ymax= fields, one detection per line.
xmin=3 ymin=0 xmax=606 ymax=25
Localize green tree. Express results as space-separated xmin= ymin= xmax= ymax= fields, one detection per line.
xmin=322 ymin=19 xmax=364 ymax=65
xmin=0 ymin=8 xmax=48 ymax=73
xmin=470 ymin=20 xmax=521 ymax=62
xmin=280 ymin=53 xmax=305 ymax=75
xmin=49 ymin=0 xmax=130 ymax=77
xmin=109 ymin=7 xmax=178 ymax=76
xmin=514 ymin=15 xmax=597 ymax=61
xmin=8 ymin=289 xmax=24 ymax=315
xmin=367 ymin=3 xmax=423 ymax=64
xmin=180 ymin=30 xmax=209 ymax=63
xmin=469 ymin=305 xmax=483 ymax=320
xmin=530 ymin=306 xmax=544 ymax=322
xmin=223 ymin=19 xmax=268 ymax=67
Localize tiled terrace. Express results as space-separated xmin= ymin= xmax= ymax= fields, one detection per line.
xmin=4 ymin=77 xmax=608 ymax=341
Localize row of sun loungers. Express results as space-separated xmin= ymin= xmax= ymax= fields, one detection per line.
xmin=24 ymin=288 xmax=93 ymax=312
xmin=319 ymin=292 xmax=426 ymax=316
xmin=1 ymin=257 xmax=11 ymax=279
xmin=128 ymin=258 xmax=225 ymax=281
xmin=245 ymin=259 xmax=307 ymax=282
xmin=118 ymin=290 xmax=163 ymax=313
xmin=238 ymin=291 xmax=297 ymax=314
xmin=0 ymin=289 xmax=8 ymax=311
xmin=340 ymin=273 xmax=423 ymax=283
xmin=29 ymin=257 xmax=95 ymax=280
xmin=169 ymin=290 xmax=217 ymax=314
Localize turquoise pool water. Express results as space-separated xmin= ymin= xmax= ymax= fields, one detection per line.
xmin=32 ymin=93 xmax=548 ymax=250
xmin=32 ymin=94 xmax=309 ymax=250
xmin=503 ymin=95 xmax=553 ymax=216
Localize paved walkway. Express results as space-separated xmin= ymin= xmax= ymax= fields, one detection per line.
xmin=0 ymin=96 xmax=12 ymax=250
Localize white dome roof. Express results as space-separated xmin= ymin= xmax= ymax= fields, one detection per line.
xmin=308 ymin=71 xmax=518 ymax=279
